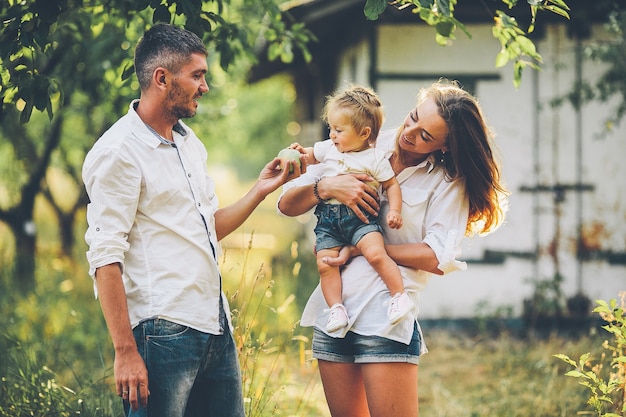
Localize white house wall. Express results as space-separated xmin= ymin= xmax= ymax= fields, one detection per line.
xmin=330 ymin=23 xmax=625 ymax=318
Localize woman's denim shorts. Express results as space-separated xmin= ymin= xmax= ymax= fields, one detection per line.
xmin=312 ymin=322 xmax=422 ymax=365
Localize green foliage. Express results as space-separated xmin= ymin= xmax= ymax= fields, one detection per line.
xmin=556 ymin=8 xmax=626 ymax=133
xmin=0 ymin=0 xmax=315 ymax=123
xmin=191 ymin=73 xmax=297 ymax=181
xmin=0 ymin=24 xmax=300 ymax=286
xmin=523 ymin=273 xmax=566 ymax=320
xmin=363 ymin=0 xmax=571 ymax=88
xmin=555 ymin=295 xmax=626 ymax=417
xmin=0 ymin=254 xmax=122 ymax=416
xmin=1 ymin=0 xmax=577 ymax=124
xmin=492 ymin=10 xmax=543 ymax=89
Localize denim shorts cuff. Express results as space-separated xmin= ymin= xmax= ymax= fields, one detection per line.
xmin=312 ymin=351 xmax=354 ymax=363
xmin=355 ymin=354 xmax=420 ymax=365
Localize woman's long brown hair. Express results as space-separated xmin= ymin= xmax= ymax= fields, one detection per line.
xmin=422 ymin=80 xmax=509 ymax=236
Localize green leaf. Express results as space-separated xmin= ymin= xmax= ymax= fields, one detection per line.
xmin=435 ymin=20 xmax=455 ymax=38
xmin=435 ymin=33 xmax=449 ymax=46
xmin=545 ymin=5 xmax=570 ymax=19
xmin=364 ymin=0 xmax=387 ymax=21
xmin=281 ymin=41 xmax=294 ymax=63
xmin=153 ymin=5 xmax=171 ymax=24
xmin=121 ymin=62 xmax=134 ymax=81
xmin=565 ymin=370 xmax=588 ymax=378
xmin=554 ymin=353 xmax=577 ymax=366
xmin=435 ymin=0 xmax=451 ymax=16
xmin=268 ymin=43 xmax=281 ymax=61
xmin=579 ymin=352 xmax=591 ymax=365
xmin=32 ymin=74 xmax=50 ymax=111
xmin=419 ymin=8 xmax=436 ymax=25
xmin=548 ymin=0 xmax=571 ymax=11
xmin=515 ymin=35 xmax=538 ymax=57
xmin=19 ymin=100 xmax=33 ymax=124
xmin=495 ymin=49 xmax=510 ymax=68
xmin=513 ymin=61 xmax=523 ymax=88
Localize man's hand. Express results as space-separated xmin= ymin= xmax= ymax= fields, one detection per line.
xmin=115 ymin=347 xmax=150 ymax=411
xmin=95 ymin=264 xmax=149 ymax=411
xmin=257 ymin=156 xmax=306 ymax=197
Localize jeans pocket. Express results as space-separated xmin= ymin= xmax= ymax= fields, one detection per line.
xmin=147 ymin=319 xmax=190 ymax=339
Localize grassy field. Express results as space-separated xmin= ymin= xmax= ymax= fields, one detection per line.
xmin=418 ymin=330 xmax=596 ymax=417
xmin=0 ymin=254 xmax=604 ymax=417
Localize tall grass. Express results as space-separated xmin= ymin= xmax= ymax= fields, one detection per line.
xmin=0 ymin=235 xmax=327 ymax=416
xmin=221 ymin=236 xmax=328 ymax=416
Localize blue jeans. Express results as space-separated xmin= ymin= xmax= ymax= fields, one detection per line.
xmin=125 ymin=318 xmax=245 ymax=417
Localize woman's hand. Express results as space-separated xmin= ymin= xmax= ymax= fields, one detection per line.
xmin=318 ymin=174 xmax=380 ymax=223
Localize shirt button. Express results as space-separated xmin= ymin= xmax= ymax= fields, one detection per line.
xmin=188 ymin=173 xmax=191 ymax=177
xmin=197 ymin=203 xmax=201 ymax=207
xmin=96 ymin=227 xmax=100 ymax=231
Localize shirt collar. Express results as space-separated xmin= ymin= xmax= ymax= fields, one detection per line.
xmin=128 ymin=100 xmax=189 ymax=148
xmin=425 ymin=154 xmax=437 ymax=173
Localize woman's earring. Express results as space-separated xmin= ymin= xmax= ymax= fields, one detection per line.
xmin=440 ymin=150 xmax=446 ymax=163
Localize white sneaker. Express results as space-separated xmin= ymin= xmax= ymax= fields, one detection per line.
xmin=387 ymin=292 xmax=413 ymax=325
xmin=326 ymin=303 xmax=349 ymax=332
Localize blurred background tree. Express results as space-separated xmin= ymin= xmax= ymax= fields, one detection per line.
xmin=0 ymin=0 xmax=313 ymax=292
xmin=0 ymin=0 xmax=599 ymax=295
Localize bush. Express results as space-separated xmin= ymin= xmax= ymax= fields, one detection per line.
xmin=555 ymin=293 xmax=626 ymax=417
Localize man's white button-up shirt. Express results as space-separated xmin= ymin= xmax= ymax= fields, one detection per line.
xmin=83 ymin=100 xmax=226 ymax=334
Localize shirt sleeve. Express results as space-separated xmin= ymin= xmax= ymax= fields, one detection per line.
xmin=83 ymin=145 xmax=141 ymax=280
xmin=313 ymin=139 xmax=333 ymax=163
xmin=373 ymin=150 xmax=396 ymax=183
xmin=421 ymin=178 xmax=469 ymax=274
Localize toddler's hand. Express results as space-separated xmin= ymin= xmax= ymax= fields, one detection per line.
xmin=387 ymin=210 xmax=402 ymax=229
xmin=289 ymin=142 xmax=305 ymax=153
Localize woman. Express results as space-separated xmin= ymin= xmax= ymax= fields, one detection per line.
xmin=278 ymin=80 xmax=509 ymax=416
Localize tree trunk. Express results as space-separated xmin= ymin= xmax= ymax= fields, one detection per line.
xmin=13 ymin=223 xmax=37 ymax=294
xmin=0 ymin=114 xmax=64 ymax=294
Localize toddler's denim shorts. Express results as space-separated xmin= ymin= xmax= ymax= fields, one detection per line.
xmin=312 ymin=322 xmax=422 ymax=365
xmin=314 ymin=203 xmax=382 ymax=251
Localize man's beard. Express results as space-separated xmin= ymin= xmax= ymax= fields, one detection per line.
xmin=166 ymin=82 xmax=197 ymax=120
xmin=171 ymin=103 xmax=196 ymax=120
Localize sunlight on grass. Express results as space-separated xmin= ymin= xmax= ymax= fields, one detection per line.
xmin=419 ymin=330 xmax=596 ymax=416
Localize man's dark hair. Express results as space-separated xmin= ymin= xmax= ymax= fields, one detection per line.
xmin=134 ymin=23 xmax=208 ymax=90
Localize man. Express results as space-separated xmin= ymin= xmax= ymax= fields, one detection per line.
xmin=82 ymin=23 xmax=301 ymax=417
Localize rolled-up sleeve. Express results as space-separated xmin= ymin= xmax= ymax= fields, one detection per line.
xmin=83 ymin=146 xmax=141 ymax=280
xmin=421 ymin=178 xmax=469 ymax=274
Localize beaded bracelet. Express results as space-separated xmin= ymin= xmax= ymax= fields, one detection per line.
xmin=313 ymin=178 xmax=328 ymax=203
